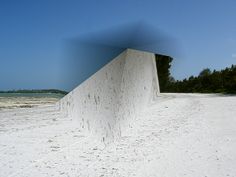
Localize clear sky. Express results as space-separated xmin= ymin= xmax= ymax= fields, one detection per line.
xmin=0 ymin=0 xmax=235 ymax=91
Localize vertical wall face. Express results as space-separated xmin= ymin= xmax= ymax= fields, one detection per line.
xmin=59 ymin=49 xmax=159 ymax=143
xmin=115 ymin=50 xmax=159 ymax=135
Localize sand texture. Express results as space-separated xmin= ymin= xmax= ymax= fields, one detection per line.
xmin=0 ymin=93 xmax=236 ymax=177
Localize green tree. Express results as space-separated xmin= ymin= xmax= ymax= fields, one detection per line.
xmin=155 ymin=55 xmax=236 ymax=94
xmin=155 ymin=54 xmax=173 ymax=92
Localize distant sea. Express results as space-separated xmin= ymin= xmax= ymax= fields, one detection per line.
xmin=0 ymin=93 xmax=65 ymax=110
xmin=0 ymin=92 xmax=65 ymax=98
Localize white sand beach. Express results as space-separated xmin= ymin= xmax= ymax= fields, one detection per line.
xmin=0 ymin=93 xmax=236 ymax=177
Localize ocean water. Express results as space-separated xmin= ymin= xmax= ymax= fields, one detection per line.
xmin=0 ymin=93 xmax=65 ymax=110
xmin=0 ymin=93 xmax=65 ymax=98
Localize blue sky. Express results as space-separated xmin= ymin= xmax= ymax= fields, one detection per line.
xmin=0 ymin=0 xmax=235 ymax=91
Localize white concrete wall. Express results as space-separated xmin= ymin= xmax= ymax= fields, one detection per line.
xmin=59 ymin=49 xmax=159 ymax=143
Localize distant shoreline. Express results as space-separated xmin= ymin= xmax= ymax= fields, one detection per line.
xmin=0 ymin=89 xmax=68 ymax=95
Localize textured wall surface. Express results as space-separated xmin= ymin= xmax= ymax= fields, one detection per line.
xmin=59 ymin=49 xmax=159 ymax=143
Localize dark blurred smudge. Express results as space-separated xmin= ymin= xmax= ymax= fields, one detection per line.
xmin=61 ymin=22 xmax=178 ymax=91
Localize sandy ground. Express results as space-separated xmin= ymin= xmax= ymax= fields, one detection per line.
xmin=0 ymin=93 xmax=236 ymax=177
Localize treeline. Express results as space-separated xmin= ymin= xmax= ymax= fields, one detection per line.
xmin=0 ymin=89 xmax=68 ymax=95
xmin=156 ymin=54 xmax=236 ymax=94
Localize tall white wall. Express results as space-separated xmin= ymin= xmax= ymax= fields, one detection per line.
xmin=59 ymin=49 xmax=159 ymax=143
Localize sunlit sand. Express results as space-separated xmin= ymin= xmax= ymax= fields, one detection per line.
xmin=0 ymin=93 xmax=235 ymax=176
